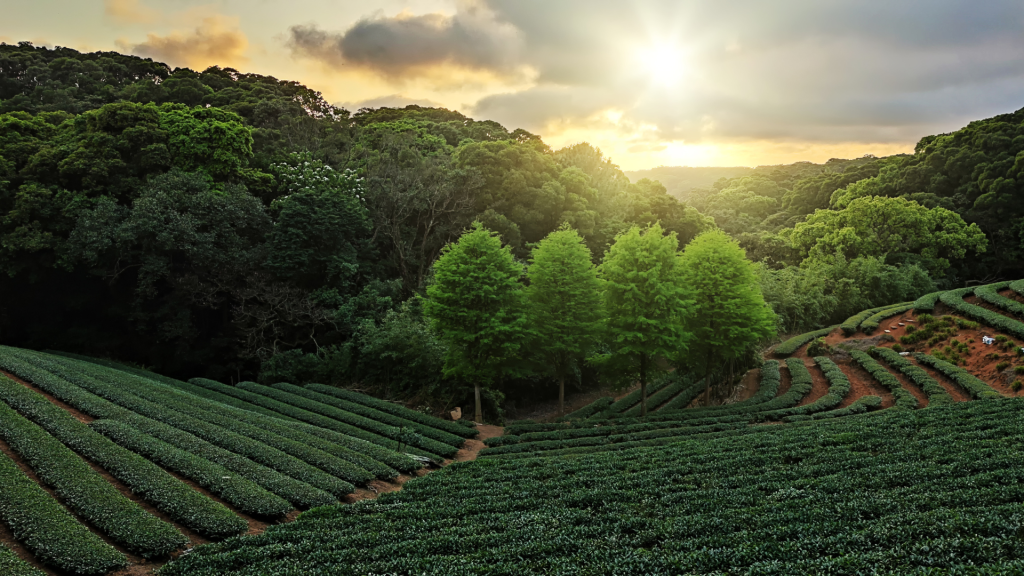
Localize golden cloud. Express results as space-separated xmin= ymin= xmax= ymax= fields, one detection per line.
xmin=104 ymin=0 xmax=159 ymax=25
xmin=119 ymin=15 xmax=248 ymax=69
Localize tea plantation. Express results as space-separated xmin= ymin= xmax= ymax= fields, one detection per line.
xmin=2 ymin=279 xmax=1024 ymax=574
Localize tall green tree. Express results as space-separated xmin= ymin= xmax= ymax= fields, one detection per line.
xmin=597 ymin=223 xmax=692 ymax=417
xmin=423 ymin=222 xmax=528 ymax=422
xmin=679 ymin=230 xmax=777 ymax=403
xmin=525 ymin=224 xmax=604 ymax=415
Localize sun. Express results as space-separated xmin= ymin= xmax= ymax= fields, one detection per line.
xmin=636 ymin=42 xmax=687 ymax=87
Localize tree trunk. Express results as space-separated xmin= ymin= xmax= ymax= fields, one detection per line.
xmin=474 ymin=384 xmax=483 ymax=423
xmin=640 ymin=354 xmax=648 ymax=417
xmin=559 ymin=375 xmax=565 ymax=416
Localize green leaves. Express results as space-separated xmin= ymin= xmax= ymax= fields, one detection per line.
xmin=598 ymin=223 xmax=691 ymax=370
xmin=678 ymin=229 xmax=776 ymax=375
xmin=789 ymin=195 xmax=988 ymax=275
xmin=424 ymin=222 xmax=528 ymax=387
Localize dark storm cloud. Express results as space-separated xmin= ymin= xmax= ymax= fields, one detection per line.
xmin=290 ymin=0 xmax=1024 ymax=143
xmin=287 ymin=2 xmax=522 ymax=78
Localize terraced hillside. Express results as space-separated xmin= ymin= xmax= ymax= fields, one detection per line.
xmin=0 ymin=348 xmax=474 ymax=575
xmin=3 ymin=281 xmax=1024 ymax=575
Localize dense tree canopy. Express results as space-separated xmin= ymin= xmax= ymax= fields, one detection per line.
xmin=423 ymin=223 xmax=528 ymax=421
xmin=2 ymin=41 xmax=1023 ymax=420
xmin=525 ymin=225 xmax=604 ymax=415
xmin=597 ymin=224 xmax=692 ymax=416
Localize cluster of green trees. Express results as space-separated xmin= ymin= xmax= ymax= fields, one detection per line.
xmin=425 ymin=223 xmax=774 ymax=420
xmin=0 ymin=41 xmax=1015 ymax=417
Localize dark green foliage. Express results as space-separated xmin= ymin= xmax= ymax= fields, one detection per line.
xmin=0 ymin=449 xmax=126 ymax=575
xmin=0 ymin=377 xmax=245 ymax=540
xmin=913 ymin=353 xmax=1004 ymax=400
xmin=774 ymin=325 xmax=838 ymax=357
xmin=975 ymin=281 xmax=1024 ymax=318
xmin=872 ymin=347 xmax=953 ymax=406
xmin=860 ymin=302 xmax=915 ymax=334
xmin=186 ymin=378 xmax=419 ymax=473
xmin=90 ymin=420 xmax=292 ymax=518
xmin=305 ymin=384 xmax=476 ymax=439
xmin=0 ymin=390 xmax=187 ymax=557
xmin=554 ymin=397 xmax=614 ymax=422
xmin=0 ymin=543 xmax=44 ymax=576
xmin=271 ymin=383 xmax=461 ymax=456
xmin=165 ymin=396 xmax=1024 ymax=575
xmin=913 ymin=290 xmax=945 ymax=312
xmin=940 ymin=286 xmax=1024 ymax=341
xmin=850 ymin=350 xmax=918 ymax=409
xmin=0 ymin=348 xmax=337 ymax=509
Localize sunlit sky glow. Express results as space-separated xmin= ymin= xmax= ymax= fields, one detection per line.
xmin=6 ymin=1 xmax=1024 ymax=170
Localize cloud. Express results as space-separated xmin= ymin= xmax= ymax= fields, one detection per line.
xmin=286 ymin=1 xmax=526 ymax=81
xmin=119 ymin=15 xmax=248 ymax=69
xmin=458 ymin=0 xmax=1024 ymax=145
xmin=342 ymin=94 xmax=444 ymax=110
xmin=104 ymin=0 xmax=159 ymax=25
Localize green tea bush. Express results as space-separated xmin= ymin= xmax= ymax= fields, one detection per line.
xmin=282 ymin=383 xmax=463 ymax=452
xmin=0 ymin=450 xmax=127 ymax=575
xmin=0 ymin=396 xmax=187 ymax=557
xmin=850 ymin=350 xmax=918 ymax=410
xmin=22 ymin=353 xmax=354 ymax=500
xmin=913 ymin=353 xmax=1004 ymax=400
xmin=774 ymin=325 xmax=839 ymax=357
xmin=0 ymin=348 xmax=336 ymax=509
xmin=555 ymin=397 xmax=614 ymax=422
xmin=0 ymin=543 xmax=44 ymax=576
xmin=163 ymin=399 xmax=1024 ymax=575
xmin=861 ymin=302 xmax=915 ymax=334
xmin=586 ymin=377 xmax=674 ymax=419
xmin=188 ymin=378 xmax=419 ymax=473
xmin=912 ymin=290 xmax=944 ymax=312
xmin=0 ymin=378 xmax=246 ymax=541
xmin=238 ymin=382 xmax=443 ymax=461
xmin=974 ymin=281 xmax=1024 ymax=318
xmin=302 ymin=384 xmax=477 ymax=438
xmin=941 ymin=286 xmax=1024 ymax=340
xmin=91 ymin=420 xmax=292 ymax=518
xmin=872 ymin=347 xmax=953 ymax=406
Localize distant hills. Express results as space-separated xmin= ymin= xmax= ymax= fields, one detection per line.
xmin=625 ymin=166 xmax=754 ymax=198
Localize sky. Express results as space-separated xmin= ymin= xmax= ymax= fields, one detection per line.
xmin=5 ymin=0 xmax=1024 ymax=170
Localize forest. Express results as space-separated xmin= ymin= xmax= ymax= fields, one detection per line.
xmin=0 ymin=41 xmax=1018 ymax=419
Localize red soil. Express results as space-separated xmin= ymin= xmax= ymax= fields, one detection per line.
xmin=835 ymin=361 xmax=894 ymax=409
xmin=776 ymin=364 xmax=792 ymax=397
xmin=797 ymin=360 xmax=830 ymax=407
xmin=912 ymin=359 xmax=972 ymax=402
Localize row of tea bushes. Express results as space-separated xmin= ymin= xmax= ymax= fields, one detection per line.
xmin=163 ymin=399 xmax=1024 ymax=575
xmin=871 ymin=347 xmax=953 ymax=407
xmin=850 ymin=350 xmax=919 ymax=409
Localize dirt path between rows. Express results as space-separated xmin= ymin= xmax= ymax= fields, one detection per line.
xmin=797 ymin=361 xmax=830 ymax=407
xmin=836 ymin=361 xmax=894 ymax=409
